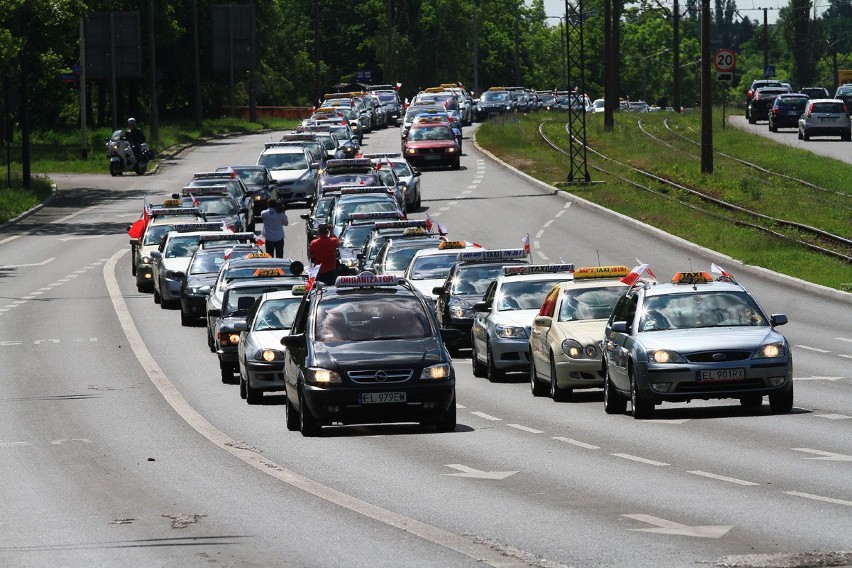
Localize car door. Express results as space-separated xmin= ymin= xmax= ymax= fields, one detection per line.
xmin=530 ymin=285 xmax=560 ymax=380
xmin=603 ymin=293 xmax=638 ymax=391
xmin=472 ymin=281 xmax=497 ymax=357
xmin=283 ymin=293 xmax=312 ymax=403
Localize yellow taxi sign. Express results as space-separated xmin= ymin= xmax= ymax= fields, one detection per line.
xmin=291 ymin=284 xmax=307 ymax=295
xmin=574 ymin=265 xmax=631 ymax=279
xmin=424 ymin=87 xmax=446 ymax=93
xmin=162 ymin=198 xmax=181 ymax=207
xmin=402 ymin=227 xmax=427 ymax=236
xmin=672 ymin=271 xmax=713 ymax=284
xmin=438 ymin=240 xmax=466 ymax=250
xmin=246 ymin=252 xmax=272 ymax=259
xmin=253 ymin=267 xmax=284 ymax=277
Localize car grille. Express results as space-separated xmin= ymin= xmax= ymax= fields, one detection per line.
xmin=348 ymin=369 xmax=413 ymax=384
xmin=674 ymin=378 xmax=764 ymax=393
xmin=686 ymin=350 xmax=752 ymax=363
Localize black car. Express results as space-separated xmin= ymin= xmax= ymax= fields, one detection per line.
xmin=217 ymin=165 xmax=278 ymax=222
xmin=799 ymin=87 xmax=829 ymax=99
xmin=299 ymin=194 xmax=336 ymax=254
xmin=745 ymin=79 xmax=785 ymax=118
xmin=768 ymin=94 xmax=810 ymax=131
xmin=834 ymin=84 xmax=852 ymax=115
xmin=748 ymin=87 xmax=788 ymax=123
xmin=357 ymin=220 xmax=433 ymax=272
xmin=475 ymin=89 xmax=514 ymax=120
xmin=281 ymin=273 xmax=461 ymax=436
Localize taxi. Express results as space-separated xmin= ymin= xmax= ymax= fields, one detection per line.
xmin=358 ymin=220 xmax=434 ymax=272
xmin=402 ymin=241 xmax=484 ymax=301
xmin=178 ymin=186 xmax=246 ymax=232
xmin=256 ymin=143 xmax=319 ymax=205
xmin=471 ymin=264 xmax=575 ymax=382
xmin=371 ymin=234 xmax=454 ymax=278
xmin=150 ymin=223 xmax=234 ymax=307
xmin=235 ymin=286 xmax=306 ymax=404
xmin=402 ymin=117 xmax=460 ymax=170
xmin=212 ymin=276 xmax=305 ymax=384
xmin=129 ymin=202 xmax=204 ymax=291
xmin=602 ymin=269 xmax=793 ymax=418
xmin=185 ymin=172 xmax=252 ymax=231
xmin=528 ymin=266 xmax=631 ymax=401
xmin=361 ymin=152 xmax=422 ymax=212
xmin=432 ymin=248 xmax=529 ymax=353
xmin=336 ymin=212 xmax=410 ymax=275
xmin=325 ymin=186 xmax=403 ymax=237
xmin=280 ymin=273 xmax=462 ymax=436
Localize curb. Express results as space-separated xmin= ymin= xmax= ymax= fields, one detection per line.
xmin=1 ymin=180 xmax=59 ymax=229
xmin=471 ymin=129 xmax=851 ymax=304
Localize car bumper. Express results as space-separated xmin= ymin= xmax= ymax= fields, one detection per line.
xmin=245 ymin=361 xmax=286 ymax=391
xmin=490 ymin=337 xmax=532 ymax=371
xmin=217 ymin=346 xmax=239 ymax=365
xmin=302 ymin=382 xmax=455 ymax=425
xmin=276 ymin=181 xmax=313 ymax=202
xmin=161 ymin=278 xmax=182 ymax=301
xmin=136 ymin=265 xmax=154 ymax=287
xmin=553 ymin=356 xmax=605 ymax=389
xmin=180 ymin=294 xmax=208 ymax=316
xmin=405 ymin=153 xmax=459 ymax=168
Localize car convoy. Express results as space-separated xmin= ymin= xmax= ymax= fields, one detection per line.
xmin=745 ymin=79 xmax=852 ymax=141
xmin=126 ymin=83 xmax=796 ymax=437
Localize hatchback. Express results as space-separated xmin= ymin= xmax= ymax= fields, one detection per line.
xmin=768 ymin=94 xmax=809 ymax=131
xmin=797 ymin=99 xmax=852 ymax=141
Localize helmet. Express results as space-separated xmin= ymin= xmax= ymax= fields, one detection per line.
xmin=127 ymin=118 xmax=137 ymax=125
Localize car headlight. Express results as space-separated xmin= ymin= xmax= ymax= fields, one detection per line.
xmin=219 ymin=332 xmax=242 ymax=346
xmin=421 ymin=363 xmax=450 ymax=380
xmin=447 ymin=147 xmax=456 ymax=153
xmin=562 ymin=339 xmax=584 ymax=359
xmin=496 ymin=325 xmax=527 ymax=339
xmin=647 ymin=349 xmax=686 ymax=363
xmin=342 ymin=257 xmax=359 ymax=268
xmin=141 ymin=256 xmax=152 ymax=264
xmin=253 ymin=194 xmax=263 ymax=201
xmin=448 ymin=299 xmax=473 ymax=319
xmin=405 ymin=148 xmax=416 ymax=155
xmin=165 ymin=270 xmax=185 ymax=280
xmin=754 ymin=342 xmax=785 ymax=359
xmin=255 ymin=348 xmax=285 ymax=362
xmin=188 ymin=285 xmax=211 ymax=295
xmin=305 ymin=367 xmax=342 ymax=384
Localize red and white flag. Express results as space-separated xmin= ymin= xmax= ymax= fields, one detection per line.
xmin=425 ymin=213 xmax=433 ymax=232
xmin=305 ymin=264 xmax=321 ymax=291
xmin=635 ymin=258 xmax=657 ymax=280
xmin=711 ymin=263 xmax=731 ymax=278
xmin=620 ymin=263 xmax=649 ymax=286
xmin=221 ymin=220 xmax=233 ymax=233
xmin=521 ymin=233 xmax=530 ymax=254
xmin=190 ymin=192 xmax=199 ymax=206
xmin=127 ymin=196 xmax=151 ymax=239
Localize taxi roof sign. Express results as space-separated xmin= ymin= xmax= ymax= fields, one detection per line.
xmin=361 ymin=152 xmax=403 ymax=160
xmin=149 ymin=206 xmax=202 ymax=217
xmin=335 ymin=272 xmax=398 ymax=288
xmin=348 ymin=212 xmax=405 ymax=221
xmin=503 ymin=263 xmax=575 ymax=276
xmin=326 ymin=158 xmax=373 ymax=169
xmin=672 ymin=271 xmax=713 ymax=285
xmin=402 ymin=227 xmax=427 ymax=236
xmin=158 ymin=198 xmax=182 ymax=208
xmin=459 ymin=248 xmax=527 ymax=262
xmin=181 ymin=185 xmax=229 ymax=196
xmin=291 ymin=284 xmax=307 ymax=295
xmin=339 ymin=186 xmax=394 ymax=195
xmin=192 ymin=171 xmax=235 ymax=180
xmin=573 ymin=265 xmax=631 ymax=280
xmin=197 ymin=232 xmax=256 ymax=242
xmin=253 ymin=267 xmax=285 ymax=277
xmin=173 ymin=222 xmax=225 ymax=232
xmin=374 ymin=219 xmax=429 ymax=231
xmin=438 ymin=240 xmax=466 ymax=250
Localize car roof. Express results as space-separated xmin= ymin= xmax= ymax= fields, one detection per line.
xmin=224 ymin=277 xmax=304 ymax=291
xmin=643 ymin=280 xmax=745 ymax=297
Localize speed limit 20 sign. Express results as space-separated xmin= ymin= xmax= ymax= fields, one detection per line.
xmin=714 ymin=49 xmax=736 ymax=72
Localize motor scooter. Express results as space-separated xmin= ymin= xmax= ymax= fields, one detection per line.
xmin=106 ymin=130 xmax=154 ymax=176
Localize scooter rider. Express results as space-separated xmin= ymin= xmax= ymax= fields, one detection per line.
xmin=125 ymin=118 xmax=146 ymax=162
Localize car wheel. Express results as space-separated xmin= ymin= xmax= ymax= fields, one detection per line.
xmin=842 ymin=131 xmax=851 ymax=142
xmin=769 ymin=123 xmax=777 ymax=133
xmin=246 ymin=380 xmax=262 ymax=404
xmin=153 ymin=286 xmax=161 ymax=304
xmin=748 ymin=114 xmax=756 ymax=125
xmin=630 ymin=369 xmax=654 ymax=419
xmin=180 ymin=309 xmax=192 ymax=327
xmin=803 ymin=129 xmax=810 ymax=141
xmin=220 ymin=365 xmax=234 ymax=384
xmin=550 ymin=357 xmax=571 ymax=402
xmin=530 ymin=360 xmax=547 ymax=396
xmin=436 ymin=395 xmax=457 ymax=432
xmin=798 ymin=129 xmax=804 ymax=140
xmin=131 ymin=258 xmax=137 ymax=277
xmin=471 ymin=336 xmax=486 ymax=378
xmin=739 ymin=393 xmax=763 ymax=408
xmin=207 ymin=327 xmax=216 ymax=353
xmin=239 ymin=372 xmax=247 ymax=400
xmin=768 ymin=384 xmax=794 ymax=414
xmin=286 ymin=393 xmax=300 ymax=431
xmin=299 ymin=391 xmax=320 ymax=437
xmin=447 ymin=344 xmax=461 ymax=357
xmin=604 ymin=367 xmax=627 ymax=414
xmin=486 ymin=343 xmax=504 ymax=383
xmin=451 ymin=159 xmax=460 ymax=170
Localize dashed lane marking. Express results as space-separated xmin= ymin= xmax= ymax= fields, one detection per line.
xmin=816 ymin=414 xmax=850 ymax=420
xmin=795 ymin=345 xmax=831 ymax=353
xmin=470 ymin=411 xmax=502 ymax=421
xmin=543 ymin=220 xmax=554 ymax=227
xmin=784 ymin=491 xmax=852 ymax=508
xmin=612 ymin=453 xmax=670 ymax=467
xmin=687 ymin=470 xmax=759 ymax=486
xmin=507 ymin=424 xmax=543 ymax=434
xmin=834 ymin=337 xmax=852 ymax=344
xmin=552 ymin=437 xmax=599 ymax=450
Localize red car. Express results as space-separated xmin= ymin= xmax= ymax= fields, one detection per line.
xmin=402 ymin=119 xmax=460 ymax=170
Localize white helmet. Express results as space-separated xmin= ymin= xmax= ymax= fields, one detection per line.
xmin=127 ymin=117 xmax=136 ymax=125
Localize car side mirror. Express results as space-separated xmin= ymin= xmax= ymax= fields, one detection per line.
xmin=129 ymin=238 xmax=140 ymax=246
xmin=770 ymin=314 xmax=788 ymax=326
xmin=432 ymin=286 xmax=445 ymax=296
xmin=150 ymin=250 xmax=162 ymax=259
xmin=208 ymin=308 xmax=221 ymax=318
xmin=300 ymin=213 xmax=310 ymax=220
xmin=473 ymin=301 xmax=490 ymax=313
xmin=281 ymin=333 xmax=305 ymax=347
xmin=611 ymin=321 xmax=628 ymax=333
xmin=413 ymin=170 xmax=421 ymax=177
xmin=233 ymin=321 xmax=247 ymax=332
xmin=533 ymin=315 xmax=552 ymax=328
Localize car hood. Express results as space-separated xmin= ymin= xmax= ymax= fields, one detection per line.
xmin=271 ymin=169 xmax=309 ymax=182
xmin=253 ymin=329 xmax=292 ymax=349
xmin=494 ymin=309 xmax=540 ymax=329
xmin=636 ymin=326 xmax=782 ymax=353
xmin=162 ymin=258 xmax=191 ymax=273
xmin=314 ymin=337 xmax=445 ymax=368
xmin=555 ymin=319 xmax=608 ymax=345
xmin=406 ymin=140 xmax=456 ymax=149
xmin=409 ymin=278 xmax=445 ymax=299
xmin=185 ymin=273 xmax=218 ymax=289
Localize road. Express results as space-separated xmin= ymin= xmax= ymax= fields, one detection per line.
xmin=1 ymin=125 xmax=850 ymax=568
xmin=728 ymin=114 xmax=852 ymax=164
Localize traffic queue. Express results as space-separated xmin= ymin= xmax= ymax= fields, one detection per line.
xmin=125 ymin=85 xmax=794 ymax=437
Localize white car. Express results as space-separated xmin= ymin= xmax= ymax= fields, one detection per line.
xmin=403 ymin=243 xmax=483 ymax=300
xmin=257 ymin=143 xmax=318 ymax=204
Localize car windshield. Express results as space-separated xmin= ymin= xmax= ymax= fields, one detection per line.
xmin=235 ymin=169 xmax=266 ymax=185
xmin=497 ymin=279 xmax=566 ymax=311
xmin=408 ymin=253 xmax=460 ymax=280
xmin=377 ymin=93 xmax=397 ymax=103
xmin=165 ymin=235 xmax=201 ymax=258
xmin=143 ymin=224 xmax=175 ymax=246
xmin=191 ymin=180 xmax=242 ymax=200
xmin=384 ymin=242 xmax=439 ymax=272
xmin=340 ymin=225 xmax=375 ymax=248
xmin=259 ymin=153 xmax=309 ymax=170
xmin=558 ymin=286 xmax=626 ymax=321
xmin=224 ymin=288 xmax=267 ymax=315
xmin=197 ymin=197 xmax=240 ymax=216
xmin=315 ymin=297 xmax=432 ymax=342
xmin=451 ymin=264 xmax=511 ymax=295
xmin=189 ymin=252 xmax=226 ymax=274
xmin=777 ymin=97 xmax=809 ymax=109
xmin=335 ymin=198 xmax=398 ymax=225
xmin=638 ymin=291 xmax=766 ymax=332
xmin=482 ymin=91 xmax=509 ymax=102
xmin=253 ymin=298 xmax=301 ymax=331
xmin=324 ymin=173 xmax=377 ymax=186
xmin=389 ymin=161 xmax=412 ymax=177
xmin=408 ymin=126 xmax=453 ymax=141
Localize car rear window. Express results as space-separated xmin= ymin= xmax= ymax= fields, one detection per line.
xmin=812 ymin=102 xmax=845 ymax=113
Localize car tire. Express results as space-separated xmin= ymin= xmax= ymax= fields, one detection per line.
xmin=803 ymin=129 xmax=810 ymax=141
xmin=286 ymin=393 xmax=300 ymax=431
xmin=530 ymin=360 xmax=547 ymax=396
xmin=842 ymin=131 xmax=851 ymax=142
xmin=299 ymin=392 xmax=320 ymax=437
xmin=486 ymin=343 xmax=504 ymax=383
xmin=436 ymin=395 xmax=457 ymax=432
xmin=550 ymin=357 xmax=571 ymax=402
xmin=471 ymin=335 xmax=486 ymax=378
xmin=207 ymin=327 xmax=216 ymax=353
xmin=768 ymin=384 xmax=794 ymax=414
xmin=220 ymin=365 xmax=234 ymax=384
xmin=604 ymin=368 xmax=627 ymax=414
xmin=798 ymin=129 xmax=804 ymax=140
xmin=246 ymin=380 xmax=262 ymax=404
xmin=153 ymin=287 xmax=161 ymax=304
xmin=739 ymin=393 xmax=763 ymax=408
xmin=180 ymin=309 xmax=192 ymax=327
xmin=630 ymin=369 xmax=654 ymax=419
xmin=239 ymin=372 xmax=247 ymax=400
xmin=769 ymin=123 xmax=777 ymax=133
xmin=451 ymin=160 xmax=460 ymax=171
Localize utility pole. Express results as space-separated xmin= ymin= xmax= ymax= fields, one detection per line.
xmin=763 ymin=8 xmax=769 ymax=75
xmin=192 ymin=0 xmax=202 ymax=128
xmin=79 ymin=18 xmax=88 ymax=159
xmin=386 ymin=0 xmax=393 ymax=85
xmin=472 ymin=0 xmax=479 ymax=95
xmin=148 ymin=0 xmax=158 ymax=141
xmin=603 ymin=0 xmax=614 ymax=130
xmin=700 ymin=0 xmax=713 ymax=173
xmin=673 ymin=0 xmax=681 ymax=111
xmin=514 ymin=8 xmax=520 ymax=85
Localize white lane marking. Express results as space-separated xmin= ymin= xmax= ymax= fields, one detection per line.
xmin=543 ymin=219 xmax=554 ymax=227
xmin=470 ymin=411 xmax=502 ymax=421
xmin=687 ymin=470 xmax=759 ymax=486
xmin=102 ymin=248 xmax=528 ymax=568
xmin=66 ymin=274 xmax=79 ymax=278
xmin=622 ymin=514 xmax=732 ymax=538
xmin=555 ymin=210 xmax=565 ymax=218
xmin=553 ymin=437 xmax=599 ymax=449
xmin=439 ymin=207 xmax=450 ymax=212
xmin=563 ymin=202 xmax=571 ymax=209
xmin=535 ymin=230 xmax=545 ymax=239
xmin=461 ymin=190 xmax=473 ymax=195
xmin=447 ymin=201 xmax=458 ymax=206
xmin=612 ymin=453 xmax=669 ymax=466
xmin=22 ymin=295 xmax=37 ymax=300
xmin=0 ymin=257 xmax=56 ymax=269
xmin=815 ymin=414 xmax=850 ymax=420
xmin=839 ymin=354 xmax=852 ymax=360
xmin=536 ymin=251 xmax=549 ymax=261
xmin=792 ymin=448 xmax=852 ymax=461
xmin=834 ymin=337 xmax=852 ymax=344
xmin=507 ymin=424 xmax=543 ymax=434
xmin=74 ymin=269 xmax=89 ymax=274
xmin=455 ymin=403 xmax=466 ymax=409
xmin=0 ymin=441 xmax=31 ymax=447
xmin=784 ymin=491 xmax=852 ymax=507
xmin=533 ymin=240 xmax=541 ymax=250
xmin=0 ymin=235 xmax=21 ymax=245
xmin=11 ymin=301 xmax=25 ymax=305
xmin=59 ymin=235 xmax=105 ymax=242
xmin=442 ymin=464 xmax=518 ymax=480
xmin=430 ymin=212 xmax=442 ymax=217
xmin=795 ymin=376 xmax=844 ymax=381
xmin=795 ymin=345 xmax=831 ymax=353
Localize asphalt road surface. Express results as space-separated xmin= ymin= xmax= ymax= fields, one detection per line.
xmin=1 ymin=124 xmax=850 ymax=568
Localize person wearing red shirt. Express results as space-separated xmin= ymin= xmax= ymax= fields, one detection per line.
xmin=308 ymin=224 xmax=340 ymax=286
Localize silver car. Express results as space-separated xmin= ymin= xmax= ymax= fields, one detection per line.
xmin=797 ymin=99 xmax=852 ymax=141
xmin=602 ymin=270 xmax=793 ymax=419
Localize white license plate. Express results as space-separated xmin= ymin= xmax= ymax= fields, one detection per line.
xmin=697 ymin=368 xmax=745 ymax=381
xmin=819 ymin=117 xmax=836 ymax=122
xmin=424 ymin=154 xmax=442 ymax=160
xmin=360 ymin=392 xmax=406 ymax=404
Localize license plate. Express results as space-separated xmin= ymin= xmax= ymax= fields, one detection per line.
xmin=359 ymin=392 xmax=406 ymax=404
xmin=819 ymin=117 xmax=835 ymax=122
xmin=697 ymin=368 xmax=745 ymax=381
xmin=787 ymin=111 xmax=798 ymax=116
xmin=424 ymin=154 xmax=441 ymax=160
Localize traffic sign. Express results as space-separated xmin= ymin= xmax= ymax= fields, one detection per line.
xmin=764 ymin=65 xmax=776 ymax=78
xmin=713 ymin=49 xmax=736 ymax=72
xmin=716 ymin=72 xmax=733 ymax=83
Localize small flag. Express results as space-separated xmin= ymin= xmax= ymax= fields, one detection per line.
xmin=305 ymin=264 xmax=321 ymax=291
xmin=221 ymin=220 xmax=232 ymax=232
xmin=521 ymin=233 xmax=530 ymax=254
xmin=190 ymin=192 xmax=199 ymax=206
xmin=635 ymin=258 xmax=657 ymax=280
xmin=425 ymin=213 xmax=433 ymax=232
xmin=127 ymin=196 xmax=151 ymax=239
xmin=395 ymin=82 xmax=402 ymax=90
xmin=711 ymin=263 xmax=731 ymax=278
xmin=620 ymin=263 xmax=649 ymax=286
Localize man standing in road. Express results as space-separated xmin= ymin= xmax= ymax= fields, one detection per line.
xmin=308 ymin=224 xmax=340 ymax=286
xmin=260 ymin=197 xmax=289 ymax=258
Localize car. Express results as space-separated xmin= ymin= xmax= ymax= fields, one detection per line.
xmin=403 ymin=120 xmax=460 ymax=170
xmin=748 ymin=87 xmax=788 ymax=123
xmin=216 ymin=165 xmax=278 ymax=223
xmin=236 ymin=287 xmax=306 ymax=403
xmin=315 ymin=158 xmax=381 ymax=200
xmin=797 ymin=99 xmax=852 ymax=141
xmin=212 ymin=276 xmax=305 ymax=384
xmin=361 ymin=153 xmax=422 ymax=212
xmin=536 ymin=91 xmax=558 ymax=111
xmin=799 ymin=87 xmax=830 ymax=99
xmin=528 ymin=265 xmax=631 ymax=401
xmin=471 ymin=263 xmax=576 ymax=382
xmin=325 ymin=187 xmax=403 ymax=237
xmin=129 ymin=202 xmax=205 ymax=291
xmin=299 ymin=194 xmax=337 ymax=252
xmin=591 ymin=98 xmax=606 ymax=113
xmin=178 ymin=187 xmax=247 ymax=233
xmin=834 ymin=84 xmax=852 ymax=114
xmin=186 ymin=172 xmax=252 ymax=231
xmin=745 ymin=79 xmax=785 ymax=118
xmin=370 ymin=86 xmax=404 ymax=126
xmin=475 ymin=88 xmax=513 ymax=120
xmin=432 ymin=248 xmax=529 ymax=353
xmin=150 ymin=224 xmax=237 ymax=308
xmin=357 ymin=220 xmax=434 ymax=272
xmin=402 ymin=241 xmax=484 ymax=301
xmin=371 ymin=234 xmax=449 ymax=278
xmin=336 ymin=213 xmax=410 ymax=275
xmin=411 ymin=112 xmax=463 ymax=154
xmin=277 ymin=133 xmax=328 ymax=169
xmin=257 ymin=143 xmax=319 ymax=205
xmin=400 ymin=104 xmax=445 ymax=140
xmin=296 ymin=126 xmax=341 ymax=159
xmin=280 ymin=272 xmax=462 ymax=436
xmin=768 ymin=93 xmax=810 ymax=132
xmin=308 ymin=120 xmax=360 ymax=157
xmin=602 ymin=268 xmax=793 ymax=419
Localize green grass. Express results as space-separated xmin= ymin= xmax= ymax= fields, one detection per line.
xmin=0 ymin=175 xmax=55 ymax=222
xmin=477 ymin=110 xmax=852 ymax=292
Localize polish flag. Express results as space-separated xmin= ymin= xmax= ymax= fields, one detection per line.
xmin=620 ymin=263 xmax=649 ymax=286
xmin=190 ymin=192 xmax=199 ymax=206
xmin=711 ymin=263 xmax=732 ymax=278
xmin=221 ymin=220 xmax=233 ymax=232
xmin=425 ymin=213 xmax=433 ymax=232
xmin=635 ymin=258 xmax=657 ymax=280
xmin=521 ymin=233 xmax=530 ymax=254
xmin=127 ymin=196 xmax=151 ymax=239
xmin=305 ymin=264 xmax=321 ymax=291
